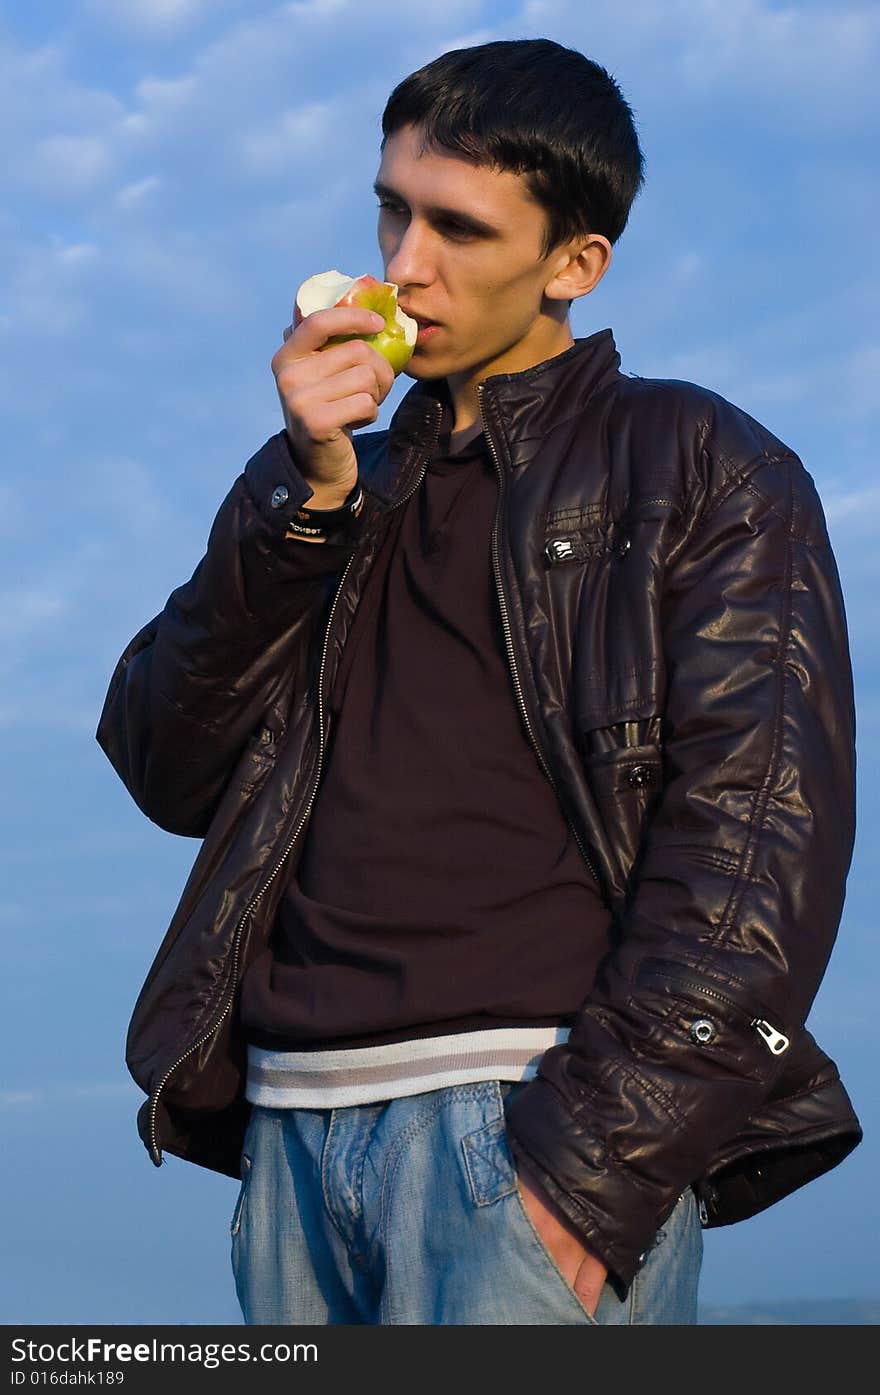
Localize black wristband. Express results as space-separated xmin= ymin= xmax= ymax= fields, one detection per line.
xmin=285 ymin=481 xmax=364 ymax=543
xmin=296 ymin=482 xmax=364 ymax=525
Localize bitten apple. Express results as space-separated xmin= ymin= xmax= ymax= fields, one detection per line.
xmin=294 ymin=271 xmax=418 ymax=375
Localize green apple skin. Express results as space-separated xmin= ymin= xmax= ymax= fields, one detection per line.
xmin=323 ymin=276 xmax=416 ymax=376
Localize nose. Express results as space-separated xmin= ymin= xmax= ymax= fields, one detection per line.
xmin=382 ymin=217 xmax=433 ymax=290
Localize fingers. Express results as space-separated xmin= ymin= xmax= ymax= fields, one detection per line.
xmin=273 ymin=340 xmax=393 ymax=443
xmin=275 ymin=354 xmax=387 ymax=417
xmin=290 ymin=305 xmax=386 ymax=356
xmin=573 ymin=1252 xmax=607 ymax=1317
xmin=516 ymin=1164 xmax=606 ymax=1313
xmin=302 ymin=393 xmax=380 ymax=439
xmin=273 ymin=335 xmax=395 ymax=408
xmin=319 ymin=363 xmax=387 ymax=406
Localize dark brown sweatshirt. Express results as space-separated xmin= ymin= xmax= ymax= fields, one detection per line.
xmin=239 ymin=402 xmax=614 ymax=1050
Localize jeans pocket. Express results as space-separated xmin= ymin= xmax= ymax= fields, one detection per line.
xmin=462 ymin=1083 xmax=599 ymax=1325
xmin=230 ymin=1153 xmax=253 ymax=1238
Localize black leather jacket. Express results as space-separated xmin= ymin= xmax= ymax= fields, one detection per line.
xmin=97 ymin=329 xmax=862 ymax=1293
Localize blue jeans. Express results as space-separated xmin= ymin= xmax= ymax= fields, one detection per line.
xmin=231 ymin=1080 xmax=702 ymax=1325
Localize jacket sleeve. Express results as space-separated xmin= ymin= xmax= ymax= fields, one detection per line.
xmin=505 ymin=446 xmax=857 ymax=1289
xmin=96 ymin=431 xmax=357 ymax=837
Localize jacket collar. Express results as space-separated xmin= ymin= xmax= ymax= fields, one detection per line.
xmin=368 ymin=328 xmax=621 ymax=505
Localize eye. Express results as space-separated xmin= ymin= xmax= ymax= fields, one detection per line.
xmin=436 ymin=218 xmax=475 ymax=241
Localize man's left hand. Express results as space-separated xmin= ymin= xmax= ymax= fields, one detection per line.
xmin=515 ymin=1155 xmax=608 ymax=1317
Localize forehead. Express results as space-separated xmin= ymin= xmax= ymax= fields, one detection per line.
xmin=376 ymin=123 xmax=543 ymax=226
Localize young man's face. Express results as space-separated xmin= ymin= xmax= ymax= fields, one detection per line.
xmin=374 ymin=123 xmax=594 ymax=383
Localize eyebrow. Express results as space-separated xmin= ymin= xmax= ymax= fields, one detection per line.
xmin=373 ymin=180 xmax=501 ymax=237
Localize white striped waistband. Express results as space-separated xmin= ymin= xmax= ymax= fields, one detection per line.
xmin=245 ymin=1025 xmax=572 ymax=1108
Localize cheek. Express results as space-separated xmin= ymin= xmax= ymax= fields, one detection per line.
xmin=469 ymin=281 xmax=534 ymax=333
xmin=477 ymin=259 xmax=542 ymax=305
xmin=459 ymin=276 xmax=508 ymax=325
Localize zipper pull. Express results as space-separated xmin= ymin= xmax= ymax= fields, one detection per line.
xmin=752 ymin=1018 xmax=790 ymax=1054
xmin=545 ymin=537 xmax=576 ymax=563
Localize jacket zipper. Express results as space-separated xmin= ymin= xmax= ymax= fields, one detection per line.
xmin=640 ymin=963 xmax=791 ymax=1056
xmin=147 ymin=422 xmax=441 ymax=1165
xmin=147 ymin=548 xmax=355 ymax=1163
xmin=477 ymin=383 xmax=603 ymax=891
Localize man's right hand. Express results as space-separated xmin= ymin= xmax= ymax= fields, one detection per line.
xmin=271 ymin=306 xmax=396 ymax=509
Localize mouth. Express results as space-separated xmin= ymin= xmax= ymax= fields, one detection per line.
xmin=399 ymin=307 xmax=440 ymax=330
xmin=399 ymin=309 xmax=442 ymax=347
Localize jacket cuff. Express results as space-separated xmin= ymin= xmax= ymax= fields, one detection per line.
xmin=505 ymin=1076 xmax=666 ymax=1292
xmin=244 ymin=431 xmax=315 ymax=526
xmin=243 ymin=431 xmax=363 ymax=547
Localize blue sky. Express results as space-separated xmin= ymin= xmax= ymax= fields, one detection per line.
xmin=2 ymin=0 xmax=877 ymax=1323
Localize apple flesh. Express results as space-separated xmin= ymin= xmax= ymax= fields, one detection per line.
xmin=294 ymin=271 xmax=418 ymax=376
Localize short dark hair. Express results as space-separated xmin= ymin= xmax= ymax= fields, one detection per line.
xmin=381 ymin=38 xmax=646 ymax=257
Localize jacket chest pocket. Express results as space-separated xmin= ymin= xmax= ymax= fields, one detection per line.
xmin=542 ymin=508 xmax=627 ymax=569
xmin=580 ymin=717 xmax=664 ymax=893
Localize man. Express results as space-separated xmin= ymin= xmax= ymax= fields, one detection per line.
xmin=98 ymin=39 xmax=861 ymax=1325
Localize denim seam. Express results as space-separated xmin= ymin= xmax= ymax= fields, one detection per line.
xmin=377 ymin=1084 xmax=495 ymax=1324
xmin=630 ymin=1189 xmax=700 ymax=1325
xmin=319 ymin=1109 xmax=349 ymax=1246
xmin=229 ymin=1154 xmax=252 ymax=1238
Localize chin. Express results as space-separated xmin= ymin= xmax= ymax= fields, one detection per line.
xmin=401 ymin=357 xmax=447 ymax=381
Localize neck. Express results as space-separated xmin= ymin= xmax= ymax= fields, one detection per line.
xmin=445 ymin=318 xmax=575 ymax=432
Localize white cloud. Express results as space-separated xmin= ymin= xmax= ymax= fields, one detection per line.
xmin=0 ymin=37 xmax=123 ymax=196
xmin=672 ymin=252 xmax=705 ymax=284
xmin=60 ymin=242 xmax=101 ymax=265
xmin=110 ymin=228 xmax=248 ymax=317
xmin=3 ymin=829 xmax=166 ymax=862
xmin=0 ymin=700 xmax=105 ymax=734
xmin=841 ymin=344 xmax=880 ymax=421
xmin=86 ymin=0 xmax=217 ymax=34
xmin=287 ymin=0 xmax=349 ymax=15
xmin=824 ymin=485 xmax=880 ymax=526
xmin=31 ymin=133 xmax=114 ymax=194
xmin=117 ymin=75 xmax=199 ymax=147
xmin=676 ymin=1 xmax=878 ymax=113
xmin=435 ymin=28 xmax=497 ymax=50
xmin=0 ymin=36 xmax=122 ymax=131
xmin=0 ymin=586 xmax=70 ymax=639
xmin=0 ymin=232 xmax=102 ymax=339
xmin=133 ymin=73 xmax=198 ymax=111
xmin=80 ymin=455 xmax=175 ymax=540
xmin=115 ymin=175 xmax=162 ymax=210
xmin=0 ymin=483 xmax=26 ymax=537
xmin=516 ymin=0 xmax=879 ymax=131
xmin=235 ymin=101 xmax=335 ymax=175
xmin=0 ymin=1082 xmax=139 ymax=1109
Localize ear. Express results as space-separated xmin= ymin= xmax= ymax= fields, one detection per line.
xmin=544 ymin=234 xmax=613 ymax=304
